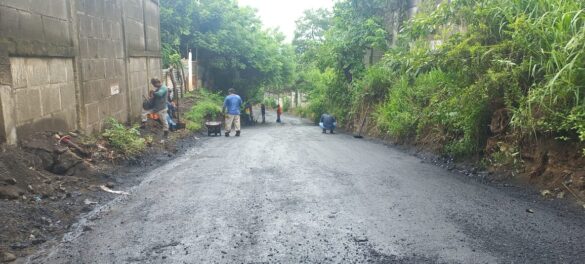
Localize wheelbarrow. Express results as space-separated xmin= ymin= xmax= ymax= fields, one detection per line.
xmin=205 ymin=121 xmax=222 ymax=136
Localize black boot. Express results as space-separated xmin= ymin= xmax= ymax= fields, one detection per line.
xmin=235 ymin=131 xmax=240 ymax=137
xmin=163 ymin=131 xmax=169 ymax=139
xmin=322 ymin=129 xmax=326 ymax=134
xmin=225 ymin=132 xmax=230 ymax=137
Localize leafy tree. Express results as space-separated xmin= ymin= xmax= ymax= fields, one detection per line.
xmin=159 ymin=0 xmax=296 ymax=99
xmin=292 ymin=8 xmax=332 ymax=56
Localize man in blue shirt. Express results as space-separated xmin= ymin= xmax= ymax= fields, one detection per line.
xmin=223 ymin=88 xmax=243 ymax=137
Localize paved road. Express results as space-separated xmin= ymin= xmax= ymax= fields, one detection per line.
xmin=30 ymin=114 xmax=585 ymax=263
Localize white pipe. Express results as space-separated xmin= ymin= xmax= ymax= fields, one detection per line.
xmin=188 ymin=50 xmax=193 ymax=91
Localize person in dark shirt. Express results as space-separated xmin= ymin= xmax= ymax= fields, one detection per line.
xmin=260 ymin=104 xmax=266 ymax=123
xmin=142 ymin=78 xmax=170 ymax=139
xmin=320 ymin=113 xmax=337 ymax=134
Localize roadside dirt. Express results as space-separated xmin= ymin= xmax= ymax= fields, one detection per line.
xmin=0 ymin=97 xmax=200 ymax=262
xmin=345 ymin=109 xmax=585 ymax=207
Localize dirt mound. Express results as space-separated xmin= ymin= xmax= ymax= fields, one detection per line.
xmin=0 ymin=145 xmax=98 ymax=258
xmin=517 ymin=138 xmax=585 ymax=202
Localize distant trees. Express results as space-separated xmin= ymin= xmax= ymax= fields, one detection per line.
xmin=160 ymin=0 xmax=296 ymax=99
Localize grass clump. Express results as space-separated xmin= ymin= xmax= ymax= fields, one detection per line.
xmin=102 ymin=118 xmax=146 ymax=156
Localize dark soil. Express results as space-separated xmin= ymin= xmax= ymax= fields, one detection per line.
xmin=0 ymin=97 xmax=201 ymax=261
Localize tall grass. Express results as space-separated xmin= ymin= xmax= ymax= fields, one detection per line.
xmin=370 ymin=0 xmax=585 ymax=156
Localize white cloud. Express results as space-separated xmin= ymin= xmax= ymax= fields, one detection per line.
xmin=238 ymin=0 xmax=334 ymax=42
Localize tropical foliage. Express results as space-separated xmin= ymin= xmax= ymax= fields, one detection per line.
xmin=294 ymin=0 xmax=585 ymax=157
xmin=160 ymin=0 xmax=296 ymax=98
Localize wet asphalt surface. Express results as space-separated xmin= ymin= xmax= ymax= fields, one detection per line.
xmin=27 ymin=113 xmax=585 ymax=263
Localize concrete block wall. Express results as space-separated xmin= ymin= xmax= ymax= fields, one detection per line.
xmin=365 ymin=0 xmax=443 ymax=66
xmin=10 ymin=57 xmax=76 ymax=139
xmin=77 ymin=0 xmax=128 ymax=132
xmin=0 ymin=0 xmax=162 ymax=144
xmin=127 ymin=57 xmax=148 ymax=119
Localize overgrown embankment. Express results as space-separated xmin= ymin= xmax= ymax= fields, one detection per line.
xmin=295 ymin=0 xmax=585 ymax=201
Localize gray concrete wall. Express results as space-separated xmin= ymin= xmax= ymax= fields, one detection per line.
xmin=0 ymin=0 xmax=162 ymax=143
xmin=10 ymin=57 xmax=77 ymax=139
xmin=364 ymin=0 xmax=443 ymax=66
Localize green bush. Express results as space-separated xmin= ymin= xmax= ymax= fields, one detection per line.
xmin=102 ymin=118 xmax=146 ymax=156
xmin=184 ymin=89 xmax=223 ymax=131
xmin=263 ymin=98 xmax=277 ymax=109
xmin=282 ymin=97 xmax=292 ymax=112
xmin=297 ymin=0 xmax=585 ymax=158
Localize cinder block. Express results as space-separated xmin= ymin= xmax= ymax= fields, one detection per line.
xmin=48 ymin=58 xmax=67 ymax=84
xmin=144 ymin=1 xmax=157 ymax=26
xmin=25 ymin=58 xmax=49 ymax=86
xmin=0 ymin=7 xmax=20 ymax=38
xmin=112 ymin=21 xmax=122 ymax=40
xmin=98 ymin=97 xmax=111 ymax=119
xmin=102 ymin=20 xmax=111 ymax=38
xmin=105 ymin=59 xmax=115 ymax=78
xmin=125 ymin=19 xmax=146 ymax=51
xmin=79 ymin=38 xmax=89 ymax=58
xmin=65 ymin=59 xmax=74 ymax=82
xmin=85 ymin=102 xmax=99 ymax=125
xmin=78 ymin=15 xmax=92 ymax=37
xmin=81 ymin=0 xmax=96 ymax=16
xmin=114 ymin=59 xmax=124 ymax=76
xmin=40 ymin=84 xmax=62 ymax=115
xmin=129 ymin=89 xmax=143 ymax=116
xmin=81 ymin=59 xmax=104 ymax=80
xmin=108 ymin=93 xmax=125 ymax=113
xmin=18 ymin=11 xmax=44 ymax=42
xmin=82 ymin=80 xmax=98 ymax=104
xmin=146 ymin=27 xmax=160 ymax=51
xmin=123 ymin=0 xmax=143 ymax=21
xmin=130 ymin=57 xmax=146 ymax=72
xmin=97 ymin=79 xmax=109 ymax=99
xmin=42 ymin=17 xmax=71 ymax=46
xmin=46 ymin=0 xmax=68 ymax=20
xmin=130 ymin=71 xmax=147 ymax=92
xmin=95 ymin=39 xmax=104 ymax=57
xmin=93 ymin=17 xmax=103 ymax=39
xmin=9 ymin=57 xmax=27 ymax=88
xmin=93 ymin=0 xmax=105 ymax=18
xmin=148 ymin=58 xmax=161 ymax=77
xmin=107 ymin=40 xmax=117 ymax=58
xmin=15 ymin=87 xmax=41 ymax=123
xmin=95 ymin=60 xmax=106 ymax=80
xmin=29 ymin=0 xmax=50 ymax=16
xmin=0 ymin=62 xmax=12 ymax=86
xmin=114 ymin=40 xmax=124 ymax=58
xmin=81 ymin=60 xmax=91 ymax=80
xmin=2 ymin=0 xmax=31 ymax=11
xmin=86 ymin=39 xmax=99 ymax=58
xmin=60 ymin=82 xmax=76 ymax=108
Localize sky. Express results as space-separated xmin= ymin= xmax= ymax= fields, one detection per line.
xmin=237 ymin=0 xmax=335 ymax=42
